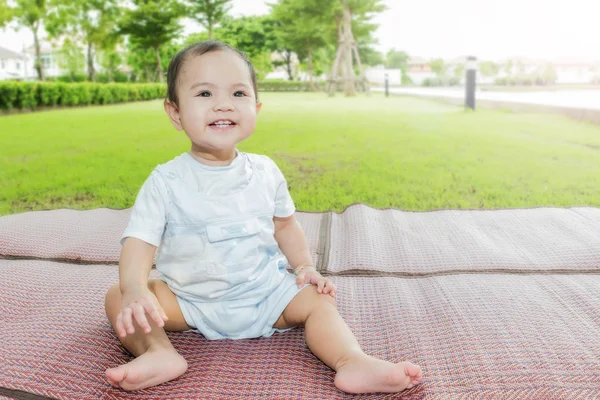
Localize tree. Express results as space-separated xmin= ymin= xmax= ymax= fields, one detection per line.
xmin=10 ymin=0 xmax=50 ymax=80
xmin=46 ymin=0 xmax=120 ymax=81
xmin=429 ymin=58 xmax=447 ymax=78
xmin=328 ymin=0 xmax=386 ymax=96
xmin=188 ymin=0 xmax=231 ymax=40
xmin=97 ymin=45 xmax=123 ymax=82
xmin=118 ymin=0 xmax=184 ymax=83
xmin=270 ymin=0 xmax=334 ymax=89
xmin=479 ymin=61 xmax=499 ymax=78
xmin=205 ymin=16 xmax=278 ymax=79
xmin=0 ymin=0 xmax=13 ymax=28
xmin=126 ymin=40 xmax=179 ymax=82
xmin=56 ymin=37 xmax=85 ymax=80
xmin=385 ymin=49 xmax=409 ymax=69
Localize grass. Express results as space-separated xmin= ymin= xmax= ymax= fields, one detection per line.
xmin=1 ymin=92 xmax=600 ymax=215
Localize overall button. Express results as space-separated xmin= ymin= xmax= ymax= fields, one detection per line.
xmin=255 ymin=163 xmax=264 ymax=170
xmin=166 ymin=172 xmax=176 ymax=179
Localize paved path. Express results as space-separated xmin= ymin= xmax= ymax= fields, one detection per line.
xmin=374 ymin=87 xmax=600 ymax=110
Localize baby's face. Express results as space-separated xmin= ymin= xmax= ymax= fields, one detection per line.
xmin=171 ymin=50 xmax=260 ymax=155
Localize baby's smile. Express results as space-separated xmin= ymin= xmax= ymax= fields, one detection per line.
xmin=209 ymin=119 xmax=237 ymax=131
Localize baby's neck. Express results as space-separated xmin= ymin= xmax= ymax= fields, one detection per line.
xmin=188 ymin=149 xmax=238 ymax=167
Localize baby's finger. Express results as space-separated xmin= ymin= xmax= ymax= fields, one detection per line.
xmin=296 ymin=272 xmax=306 ymax=288
xmin=317 ymin=279 xmax=325 ymax=293
xmin=325 ymin=280 xmax=336 ymax=293
xmin=122 ymin=307 xmax=134 ymax=335
xmin=115 ymin=312 xmax=126 ymax=338
xmin=132 ymin=303 xmax=151 ymax=333
xmin=144 ymin=302 xmax=165 ymax=328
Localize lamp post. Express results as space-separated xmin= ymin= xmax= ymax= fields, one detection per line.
xmin=465 ymin=56 xmax=477 ymax=110
xmin=384 ymin=73 xmax=389 ymax=97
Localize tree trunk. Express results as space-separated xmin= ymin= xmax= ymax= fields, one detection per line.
xmin=285 ymin=50 xmax=294 ymax=81
xmin=208 ymin=25 xmax=213 ymax=40
xmin=32 ymin=25 xmax=44 ymax=81
xmin=155 ymin=46 xmax=163 ymax=83
xmin=307 ymin=48 xmax=316 ymax=91
xmin=87 ymin=42 xmax=96 ymax=82
xmin=342 ymin=3 xmax=355 ymax=96
xmin=327 ymin=16 xmax=344 ymax=96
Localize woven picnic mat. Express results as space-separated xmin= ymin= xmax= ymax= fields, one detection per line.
xmin=2 ymin=206 xmax=600 ymax=275
xmin=0 ymin=208 xmax=322 ymax=266
xmin=322 ymin=204 xmax=600 ymax=275
xmin=2 ymin=259 xmax=600 ymax=399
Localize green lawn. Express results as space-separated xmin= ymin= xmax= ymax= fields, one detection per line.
xmin=1 ymin=92 xmax=600 ymax=215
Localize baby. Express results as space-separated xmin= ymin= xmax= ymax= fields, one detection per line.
xmin=104 ymin=40 xmax=422 ymax=394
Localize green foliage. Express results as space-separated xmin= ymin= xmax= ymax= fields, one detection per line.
xmin=0 ymin=81 xmax=166 ymax=111
xmin=119 ymin=0 xmax=185 ymax=82
xmin=494 ymin=64 xmax=558 ymax=86
xmin=258 ymin=79 xmax=312 ymax=92
xmin=479 ymin=61 xmax=500 ymax=77
xmin=45 ymin=0 xmax=120 ymax=81
xmin=385 ymin=49 xmax=409 ymax=69
xmin=56 ymin=38 xmax=86 ymax=80
xmin=421 ymin=77 xmax=460 ymax=87
xmin=0 ymin=0 xmax=13 ymax=28
xmin=188 ymin=0 xmax=232 ymax=39
xmin=429 ymin=58 xmax=448 ymax=78
xmin=198 ymin=15 xmax=278 ymax=78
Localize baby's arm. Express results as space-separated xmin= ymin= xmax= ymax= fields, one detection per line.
xmin=115 ymin=238 xmax=168 ymax=337
xmin=274 ymin=215 xmax=336 ymax=297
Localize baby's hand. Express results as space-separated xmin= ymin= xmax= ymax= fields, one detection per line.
xmin=115 ymin=287 xmax=168 ymax=338
xmin=295 ymin=266 xmax=336 ymax=298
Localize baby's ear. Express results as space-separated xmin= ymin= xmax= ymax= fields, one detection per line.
xmin=255 ymin=101 xmax=262 ymax=114
xmin=164 ymin=99 xmax=183 ymax=131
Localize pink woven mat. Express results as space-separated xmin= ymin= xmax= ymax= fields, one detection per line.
xmin=0 ymin=208 xmax=322 ymax=266
xmin=325 ymin=204 xmax=600 ymax=274
xmin=2 ymin=259 xmax=600 ymax=399
xmin=2 ymin=205 xmax=599 ymax=274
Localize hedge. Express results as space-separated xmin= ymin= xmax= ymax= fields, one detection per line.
xmin=0 ymin=79 xmax=322 ymax=112
xmin=258 ymin=79 xmax=314 ymax=92
xmin=0 ymin=81 xmax=166 ymax=111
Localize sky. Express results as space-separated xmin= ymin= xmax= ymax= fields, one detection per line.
xmin=1 ymin=0 xmax=599 ymax=62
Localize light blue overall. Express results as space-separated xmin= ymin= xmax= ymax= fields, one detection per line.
xmin=123 ymin=152 xmax=304 ymax=339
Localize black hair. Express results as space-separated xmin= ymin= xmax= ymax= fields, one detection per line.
xmin=166 ymin=40 xmax=258 ymax=107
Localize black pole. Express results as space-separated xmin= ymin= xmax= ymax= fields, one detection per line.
xmin=385 ymin=73 xmax=389 ymax=97
xmin=465 ymin=56 xmax=477 ymax=110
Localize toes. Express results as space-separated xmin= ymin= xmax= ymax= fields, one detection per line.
xmin=105 ymin=366 xmax=126 ymax=383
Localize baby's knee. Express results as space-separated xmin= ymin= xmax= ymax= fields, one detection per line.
xmin=104 ymin=283 xmax=121 ymax=317
xmin=306 ymin=285 xmax=337 ymax=311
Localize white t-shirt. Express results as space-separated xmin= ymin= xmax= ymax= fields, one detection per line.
xmin=122 ymin=151 xmax=295 ymax=248
xmin=121 ymin=151 xmax=297 ymax=304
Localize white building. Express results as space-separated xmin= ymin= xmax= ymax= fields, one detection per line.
xmin=365 ymin=65 xmax=402 ymax=85
xmin=0 ymin=46 xmax=30 ymax=81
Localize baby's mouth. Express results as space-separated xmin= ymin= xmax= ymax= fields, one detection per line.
xmin=209 ymin=119 xmax=237 ymax=129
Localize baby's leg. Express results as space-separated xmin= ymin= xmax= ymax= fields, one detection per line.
xmin=274 ymin=286 xmax=422 ymax=394
xmin=104 ymin=279 xmax=191 ymax=391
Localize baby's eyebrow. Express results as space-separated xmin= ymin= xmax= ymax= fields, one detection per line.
xmin=189 ymin=82 xmax=213 ymax=91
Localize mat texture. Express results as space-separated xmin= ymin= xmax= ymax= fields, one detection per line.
xmin=2 ymin=205 xmax=600 ymax=399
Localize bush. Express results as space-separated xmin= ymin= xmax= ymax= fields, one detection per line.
xmin=258 ymin=79 xmax=313 ymax=92
xmin=0 ymin=81 xmax=167 ymax=111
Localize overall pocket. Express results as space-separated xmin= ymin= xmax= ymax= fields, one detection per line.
xmin=202 ymin=217 xmax=261 ymax=276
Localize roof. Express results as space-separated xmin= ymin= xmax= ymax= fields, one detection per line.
xmin=407 ymin=57 xmax=429 ymax=65
xmin=0 ymin=46 xmax=28 ymax=60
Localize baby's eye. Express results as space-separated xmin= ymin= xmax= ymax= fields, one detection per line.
xmin=197 ymin=91 xmax=211 ymax=97
xmin=233 ymin=91 xmax=247 ymax=97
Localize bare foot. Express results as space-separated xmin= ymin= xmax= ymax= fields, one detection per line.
xmin=105 ymin=344 xmax=188 ymax=391
xmin=334 ymin=354 xmax=423 ymax=393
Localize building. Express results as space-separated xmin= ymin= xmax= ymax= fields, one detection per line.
xmin=0 ymin=46 xmax=30 ymax=81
